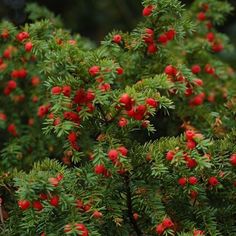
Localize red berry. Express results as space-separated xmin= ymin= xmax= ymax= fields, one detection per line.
xmin=51 ymin=86 xmax=62 ymax=95
xmin=7 ymin=80 xmax=17 ymax=89
xmin=94 ymin=164 xmax=105 ymax=174
xmin=142 ymin=5 xmax=154 ymax=17
xmin=208 ymin=176 xmax=219 ymax=186
xmin=191 ymin=65 xmax=201 ymax=74
xmin=33 ymin=200 xmax=43 ymax=211
xmin=39 ymin=193 xmax=48 ymax=200
xmin=18 ymin=200 xmax=31 ymax=210
xmin=89 ymin=66 xmax=100 ymax=76
xmin=25 ymin=42 xmax=33 ymax=52
xmin=186 ymin=158 xmax=197 ymax=169
xmin=119 ymin=93 xmax=132 ymax=109
xmin=212 ymin=43 xmax=223 ymax=53
xmin=16 ymin=31 xmax=29 ymax=41
xmin=166 ymin=150 xmax=175 ymax=161
xmin=147 ymin=43 xmax=158 ymax=54
xmin=108 ymin=149 xmax=119 ymax=161
xmin=165 ymin=29 xmax=176 ymax=40
xmin=117 ymin=146 xmax=128 ymax=156
xmin=158 ymin=34 xmax=168 ymax=44
xmin=229 ymin=154 xmax=236 ymax=166
xmin=178 ymin=177 xmax=187 ymax=186
xmin=7 ymin=124 xmax=17 ymax=136
xmin=162 ymin=218 xmax=174 ymax=229
xmin=188 ymin=176 xmax=198 ymax=185
xmin=205 ymin=64 xmax=215 ymax=74
xmin=92 ymin=210 xmax=103 ymax=218
xmin=18 ymin=68 xmax=27 ymax=78
xmin=185 ymin=130 xmax=195 ymax=140
xmin=156 ymin=223 xmax=165 ymax=235
xmin=118 ymin=117 xmax=128 ymax=127
xmin=194 ymin=78 xmax=203 ymax=87
xmin=164 ymin=65 xmax=177 ymax=76
xmin=86 ymin=89 xmax=95 ymax=101
xmin=143 ymin=28 xmax=154 ymax=43
xmin=62 ymin=85 xmax=71 ymax=97
xmin=206 ymin=32 xmax=215 ymax=42
xmin=49 ymin=195 xmax=59 ymax=207
xmin=113 ymin=34 xmax=122 ymax=44
xmin=197 ymin=12 xmax=206 ymax=21
xmin=190 ymin=190 xmax=198 ymax=199
xmin=116 ymin=67 xmax=124 ymax=75
xmin=146 ymin=98 xmax=158 ymax=108
xmin=68 ymin=132 xmax=77 ymax=143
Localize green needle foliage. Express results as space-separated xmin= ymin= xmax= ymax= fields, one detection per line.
xmin=0 ymin=1 xmax=236 ymax=236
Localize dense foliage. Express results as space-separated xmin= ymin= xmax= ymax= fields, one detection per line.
xmin=0 ymin=1 xmax=236 ymax=235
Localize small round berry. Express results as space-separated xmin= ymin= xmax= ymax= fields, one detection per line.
xmin=89 ymin=66 xmax=100 ymax=76
xmin=188 ymin=176 xmax=198 ymax=185
xmin=108 ymin=149 xmax=119 ymax=161
xmin=208 ymin=176 xmax=219 ymax=186
xmin=25 ymin=42 xmax=33 ymax=52
xmin=142 ymin=5 xmax=154 ymax=17
xmin=113 ymin=34 xmax=122 ymax=44
xmin=229 ymin=154 xmax=236 ymax=166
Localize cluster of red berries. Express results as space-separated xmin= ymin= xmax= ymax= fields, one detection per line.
xmin=156 ymin=217 xmax=174 ymax=235
xmin=18 ymin=194 xmax=60 ymax=211
xmin=117 ymin=93 xmax=158 ymax=127
xmin=64 ymin=223 xmax=89 ymax=236
xmin=143 ymin=27 xmax=176 ymax=54
xmin=51 ymin=85 xmax=71 ymax=96
xmin=37 ymin=104 xmax=50 ymax=118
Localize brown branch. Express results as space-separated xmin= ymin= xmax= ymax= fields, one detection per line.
xmin=124 ymin=174 xmax=143 ymax=236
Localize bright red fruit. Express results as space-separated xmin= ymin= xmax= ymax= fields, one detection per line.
xmin=191 ymin=65 xmax=201 ymax=74
xmin=118 ymin=117 xmax=128 ymax=127
xmin=50 ymin=195 xmax=59 ymax=207
xmin=117 ymin=146 xmax=128 ymax=156
xmin=108 ymin=149 xmax=119 ymax=161
xmin=33 ymin=200 xmax=43 ymax=211
xmin=185 ymin=130 xmax=195 ymax=140
xmin=18 ymin=200 xmax=31 ymax=210
xmin=156 ymin=223 xmax=165 ymax=235
xmin=208 ymin=176 xmax=219 ymax=186
xmin=147 ymin=43 xmax=158 ymax=54
xmin=178 ymin=177 xmax=187 ymax=186
xmin=25 ymin=42 xmax=33 ymax=52
xmin=164 ymin=65 xmax=177 ymax=76
xmin=162 ymin=218 xmax=174 ymax=229
xmin=94 ymin=164 xmax=105 ymax=174
xmin=142 ymin=5 xmax=154 ymax=16
xmin=146 ymin=98 xmax=158 ymax=108
xmin=188 ymin=176 xmax=198 ymax=185
xmin=89 ymin=65 xmax=100 ymax=76
xmin=197 ymin=12 xmax=206 ymax=21
xmin=7 ymin=80 xmax=17 ymax=89
xmin=51 ymin=86 xmax=62 ymax=95
xmin=62 ymin=85 xmax=71 ymax=97
xmin=229 ymin=154 xmax=236 ymax=166
xmin=113 ymin=34 xmax=122 ymax=44
xmin=166 ymin=150 xmax=175 ymax=161
xmin=158 ymin=34 xmax=168 ymax=44
xmin=116 ymin=67 xmax=124 ymax=75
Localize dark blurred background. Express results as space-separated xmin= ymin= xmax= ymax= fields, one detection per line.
xmin=0 ymin=0 xmax=235 ymax=63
